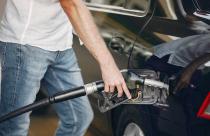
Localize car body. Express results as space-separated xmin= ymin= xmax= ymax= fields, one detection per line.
xmin=74 ymin=0 xmax=210 ymax=136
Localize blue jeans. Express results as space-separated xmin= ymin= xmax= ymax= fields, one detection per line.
xmin=0 ymin=41 xmax=94 ymax=136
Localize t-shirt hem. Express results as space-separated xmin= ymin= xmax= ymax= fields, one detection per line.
xmin=0 ymin=37 xmax=72 ymax=51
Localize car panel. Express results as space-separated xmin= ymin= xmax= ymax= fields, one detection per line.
xmin=84 ymin=0 xmax=151 ymax=17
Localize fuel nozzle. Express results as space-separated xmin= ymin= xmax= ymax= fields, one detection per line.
xmin=97 ymin=69 xmax=169 ymax=112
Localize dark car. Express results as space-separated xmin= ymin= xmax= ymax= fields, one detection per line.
xmin=73 ymin=0 xmax=210 ymax=136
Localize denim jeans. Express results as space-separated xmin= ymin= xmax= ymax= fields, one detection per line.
xmin=0 ymin=41 xmax=94 ymax=136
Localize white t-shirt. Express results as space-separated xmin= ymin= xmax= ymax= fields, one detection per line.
xmin=0 ymin=0 xmax=73 ymax=51
xmin=154 ymin=34 xmax=210 ymax=68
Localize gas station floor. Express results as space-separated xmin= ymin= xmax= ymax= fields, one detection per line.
xmin=29 ymin=115 xmax=95 ymax=136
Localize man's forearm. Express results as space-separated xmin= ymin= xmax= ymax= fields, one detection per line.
xmin=59 ymin=0 xmax=132 ymax=98
xmin=60 ymin=0 xmax=114 ymax=66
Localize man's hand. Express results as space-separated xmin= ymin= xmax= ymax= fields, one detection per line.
xmin=60 ymin=0 xmax=131 ymax=98
xmin=100 ymin=61 xmax=131 ymax=99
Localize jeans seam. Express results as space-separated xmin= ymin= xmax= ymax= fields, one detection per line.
xmin=61 ymin=101 xmax=78 ymax=134
xmin=11 ymin=45 xmax=21 ymax=109
xmin=1 ymin=42 xmax=12 ymax=135
xmin=1 ymin=43 xmax=7 ymax=71
xmin=6 ymin=45 xmax=22 ymax=135
xmin=68 ymin=102 xmax=78 ymax=133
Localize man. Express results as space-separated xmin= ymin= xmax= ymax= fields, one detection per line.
xmin=0 ymin=0 xmax=131 ymax=136
xmin=146 ymin=33 xmax=210 ymax=136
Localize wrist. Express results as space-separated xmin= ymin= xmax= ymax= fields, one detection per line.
xmin=99 ymin=59 xmax=116 ymax=70
xmin=97 ymin=52 xmax=115 ymax=67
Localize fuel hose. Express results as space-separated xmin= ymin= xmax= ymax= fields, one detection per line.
xmin=0 ymin=81 xmax=104 ymax=123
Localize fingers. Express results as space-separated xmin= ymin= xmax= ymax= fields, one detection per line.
xmin=104 ymin=81 xmax=131 ymax=99
xmin=116 ymin=84 xmax=123 ymax=97
xmin=109 ymin=85 xmax=115 ymax=93
xmin=122 ymin=82 xmax=132 ymax=99
xmin=104 ymin=83 xmax=109 ymax=93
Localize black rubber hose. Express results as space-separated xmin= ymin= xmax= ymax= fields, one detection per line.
xmin=0 ymin=87 xmax=86 ymax=123
xmin=52 ymin=86 xmax=86 ymax=103
xmin=0 ymin=81 xmax=104 ymax=123
xmin=0 ymin=98 xmax=49 ymax=123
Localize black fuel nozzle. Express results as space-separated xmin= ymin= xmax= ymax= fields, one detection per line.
xmin=97 ymin=69 xmax=169 ymax=112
